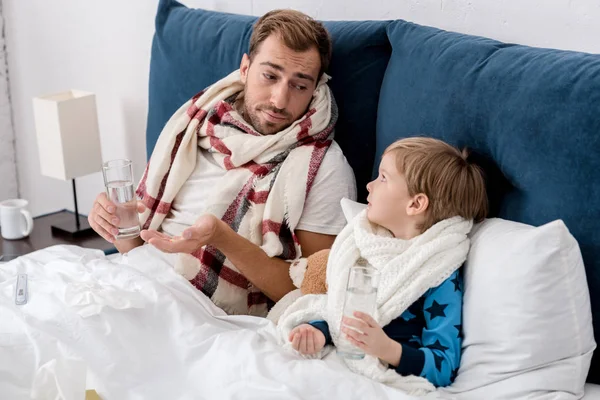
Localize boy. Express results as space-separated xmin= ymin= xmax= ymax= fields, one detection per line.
xmin=279 ymin=137 xmax=487 ymax=390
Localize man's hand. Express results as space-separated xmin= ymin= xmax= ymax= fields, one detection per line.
xmin=341 ymin=311 xmax=402 ymax=367
xmin=88 ymin=192 xmax=145 ymax=243
xmin=289 ymin=324 xmax=326 ymax=355
xmin=141 ymin=214 xmax=220 ymax=253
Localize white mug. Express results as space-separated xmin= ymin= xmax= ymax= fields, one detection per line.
xmin=0 ymin=199 xmax=34 ymax=240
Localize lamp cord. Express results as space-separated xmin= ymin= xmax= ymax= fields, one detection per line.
xmin=72 ymin=179 xmax=80 ymax=228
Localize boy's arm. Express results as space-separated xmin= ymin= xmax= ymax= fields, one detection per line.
xmin=308 ymin=320 xmax=334 ymax=345
xmin=395 ymin=269 xmax=463 ymax=387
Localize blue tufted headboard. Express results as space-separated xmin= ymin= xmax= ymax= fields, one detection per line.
xmin=147 ymin=0 xmax=600 ymax=382
xmin=146 ymin=0 xmax=390 ymax=203
xmin=375 ymin=22 xmax=600 ymax=382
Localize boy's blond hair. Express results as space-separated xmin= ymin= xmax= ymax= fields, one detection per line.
xmin=384 ymin=137 xmax=488 ymax=232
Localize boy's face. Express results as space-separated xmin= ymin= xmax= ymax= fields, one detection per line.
xmin=366 ymin=152 xmax=427 ymax=239
xmin=239 ymin=34 xmax=320 ymax=135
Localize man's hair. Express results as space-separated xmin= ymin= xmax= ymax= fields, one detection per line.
xmin=384 ymin=137 xmax=488 ymax=232
xmin=249 ymin=9 xmax=332 ymax=80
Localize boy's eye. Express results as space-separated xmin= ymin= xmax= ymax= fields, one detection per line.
xmin=293 ymin=84 xmax=307 ymax=91
xmin=263 ymin=73 xmax=276 ymax=80
xmin=380 ymin=174 xmax=386 ymax=182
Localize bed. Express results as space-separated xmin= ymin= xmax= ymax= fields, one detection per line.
xmin=2 ymin=0 xmax=600 ymax=398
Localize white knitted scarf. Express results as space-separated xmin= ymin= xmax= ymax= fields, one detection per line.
xmin=277 ymin=203 xmax=472 ymax=395
xmin=136 ymin=70 xmax=336 ymax=316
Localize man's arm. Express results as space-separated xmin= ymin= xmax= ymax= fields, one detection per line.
xmin=296 ymin=229 xmax=336 ymax=257
xmin=217 ymin=228 xmax=335 ymax=301
xmin=206 ymin=224 xmax=336 ymax=301
xmin=141 ymin=215 xmax=336 ymax=302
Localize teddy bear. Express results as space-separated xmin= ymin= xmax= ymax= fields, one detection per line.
xmin=266 ymin=248 xmax=330 ymax=323
xmin=296 ymin=248 xmax=330 ymax=295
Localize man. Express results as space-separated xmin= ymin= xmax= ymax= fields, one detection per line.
xmin=88 ymin=10 xmax=356 ymax=316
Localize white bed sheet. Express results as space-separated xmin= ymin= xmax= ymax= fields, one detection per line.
xmin=0 ymin=244 xmax=438 ymax=400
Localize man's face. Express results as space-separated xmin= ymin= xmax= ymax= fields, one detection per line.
xmin=239 ymin=35 xmax=321 ymax=135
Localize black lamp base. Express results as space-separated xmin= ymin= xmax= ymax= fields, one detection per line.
xmin=50 ymin=210 xmax=95 ymax=239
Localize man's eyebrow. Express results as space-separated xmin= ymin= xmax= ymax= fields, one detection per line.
xmin=295 ymin=72 xmax=315 ymax=83
xmin=260 ymin=61 xmax=316 ymax=83
xmin=260 ymin=61 xmax=284 ymax=72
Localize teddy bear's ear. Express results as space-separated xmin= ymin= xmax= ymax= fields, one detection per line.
xmin=341 ymin=198 xmax=368 ymax=223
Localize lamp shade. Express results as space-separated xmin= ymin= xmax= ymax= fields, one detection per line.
xmin=32 ymin=90 xmax=102 ymax=181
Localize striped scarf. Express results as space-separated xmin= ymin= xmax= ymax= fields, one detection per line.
xmin=136 ymin=70 xmax=336 ymax=316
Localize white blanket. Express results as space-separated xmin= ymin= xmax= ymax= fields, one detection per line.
xmin=0 ymin=245 xmax=447 ymax=400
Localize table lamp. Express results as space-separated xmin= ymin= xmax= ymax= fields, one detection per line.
xmin=32 ymin=90 xmax=103 ymax=237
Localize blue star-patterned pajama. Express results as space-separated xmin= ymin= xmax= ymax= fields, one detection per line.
xmin=309 ymin=269 xmax=463 ymax=387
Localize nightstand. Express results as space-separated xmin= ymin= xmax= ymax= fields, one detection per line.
xmin=0 ymin=210 xmax=116 ymax=260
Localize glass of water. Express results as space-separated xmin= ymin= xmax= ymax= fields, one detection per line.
xmin=336 ymin=260 xmax=379 ymax=360
xmin=102 ymin=159 xmax=140 ymax=240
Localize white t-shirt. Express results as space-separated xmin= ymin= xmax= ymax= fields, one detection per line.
xmin=160 ymin=141 xmax=357 ymax=237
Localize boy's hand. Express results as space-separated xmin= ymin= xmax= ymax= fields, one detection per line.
xmin=342 ymin=311 xmax=402 ymax=366
xmin=289 ymin=324 xmax=326 ymax=355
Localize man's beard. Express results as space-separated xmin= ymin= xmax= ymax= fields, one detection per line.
xmin=239 ymin=93 xmax=292 ymax=135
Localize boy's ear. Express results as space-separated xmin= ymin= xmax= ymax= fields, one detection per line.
xmin=240 ymin=54 xmax=250 ymax=84
xmin=407 ymin=193 xmax=429 ymax=216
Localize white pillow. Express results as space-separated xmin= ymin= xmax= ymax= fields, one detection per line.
xmin=341 ymin=197 xmax=367 ymax=222
xmin=441 ymin=218 xmax=595 ymax=399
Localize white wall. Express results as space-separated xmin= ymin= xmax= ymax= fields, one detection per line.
xmin=4 ymin=0 xmax=600 ymax=217
xmin=5 ymin=0 xmax=156 ymax=217
xmin=0 ymin=3 xmax=18 ymax=203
